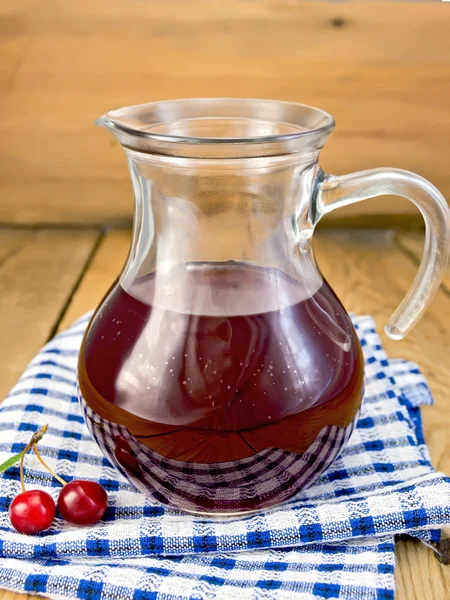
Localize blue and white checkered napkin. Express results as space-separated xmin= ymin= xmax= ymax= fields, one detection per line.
xmin=0 ymin=314 xmax=449 ymax=600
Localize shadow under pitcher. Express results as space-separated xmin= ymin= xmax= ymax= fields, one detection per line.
xmin=77 ymin=99 xmax=450 ymax=514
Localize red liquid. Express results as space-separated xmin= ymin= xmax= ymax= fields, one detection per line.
xmin=79 ymin=263 xmax=364 ymax=513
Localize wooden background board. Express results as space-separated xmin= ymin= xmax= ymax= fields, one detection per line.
xmin=0 ymin=228 xmax=449 ymax=599
xmin=0 ymin=0 xmax=449 ymax=226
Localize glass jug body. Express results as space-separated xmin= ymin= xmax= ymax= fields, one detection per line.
xmin=78 ymin=99 xmax=450 ymax=514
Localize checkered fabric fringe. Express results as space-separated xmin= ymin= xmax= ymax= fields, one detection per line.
xmin=0 ymin=314 xmax=449 ymax=600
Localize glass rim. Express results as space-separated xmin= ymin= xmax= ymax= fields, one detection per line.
xmin=96 ymin=98 xmax=335 ymax=146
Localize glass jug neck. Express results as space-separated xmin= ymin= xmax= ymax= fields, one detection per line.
xmin=120 ymin=146 xmax=322 ymax=297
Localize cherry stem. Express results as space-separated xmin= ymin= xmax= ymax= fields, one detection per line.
xmin=33 ymin=443 xmax=67 ymax=486
xmin=19 ymin=449 xmax=26 ymax=493
xmin=19 ymin=424 xmax=49 ymax=493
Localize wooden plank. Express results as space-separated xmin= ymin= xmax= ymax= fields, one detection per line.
xmin=396 ymin=232 xmax=450 ymax=293
xmin=395 ymin=537 xmax=450 ymax=600
xmin=0 ymin=0 xmax=449 ymax=224
xmin=0 ymin=592 xmax=36 ymax=600
xmin=57 ymin=229 xmax=130 ymax=331
xmin=0 ymin=228 xmax=99 ymax=400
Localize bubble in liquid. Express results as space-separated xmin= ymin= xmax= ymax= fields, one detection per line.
xmin=117 ymin=331 xmax=121 ymax=336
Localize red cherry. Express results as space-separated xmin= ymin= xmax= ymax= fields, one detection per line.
xmin=114 ymin=446 xmax=141 ymax=475
xmin=58 ymin=480 xmax=108 ymax=525
xmin=9 ymin=490 xmax=56 ymax=534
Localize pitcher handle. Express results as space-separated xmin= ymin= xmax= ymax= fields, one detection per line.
xmin=314 ymin=168 xmax=450 ymax=340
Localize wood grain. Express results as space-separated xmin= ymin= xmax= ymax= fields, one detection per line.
xmin=395 ymin=537 xmax=450 ymax=600
xmin=396 ymin=232 xmax=450 ymax=293
xmin=57 ymin=229 xmax=129 ymax=331
xmin=0 ymin=0 xmax=449 ymax=224
xmin=0 ymin=228 xmax=99 ymax=400
xmin=0 ymin=592 xmax=36 ymax=600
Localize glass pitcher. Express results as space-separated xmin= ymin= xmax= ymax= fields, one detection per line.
xmin=78 ymin=99 xmax=450 ymax=514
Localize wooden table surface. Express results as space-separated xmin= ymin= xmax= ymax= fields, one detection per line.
xmin=0 ymin=228 xmax=449 ymax=599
